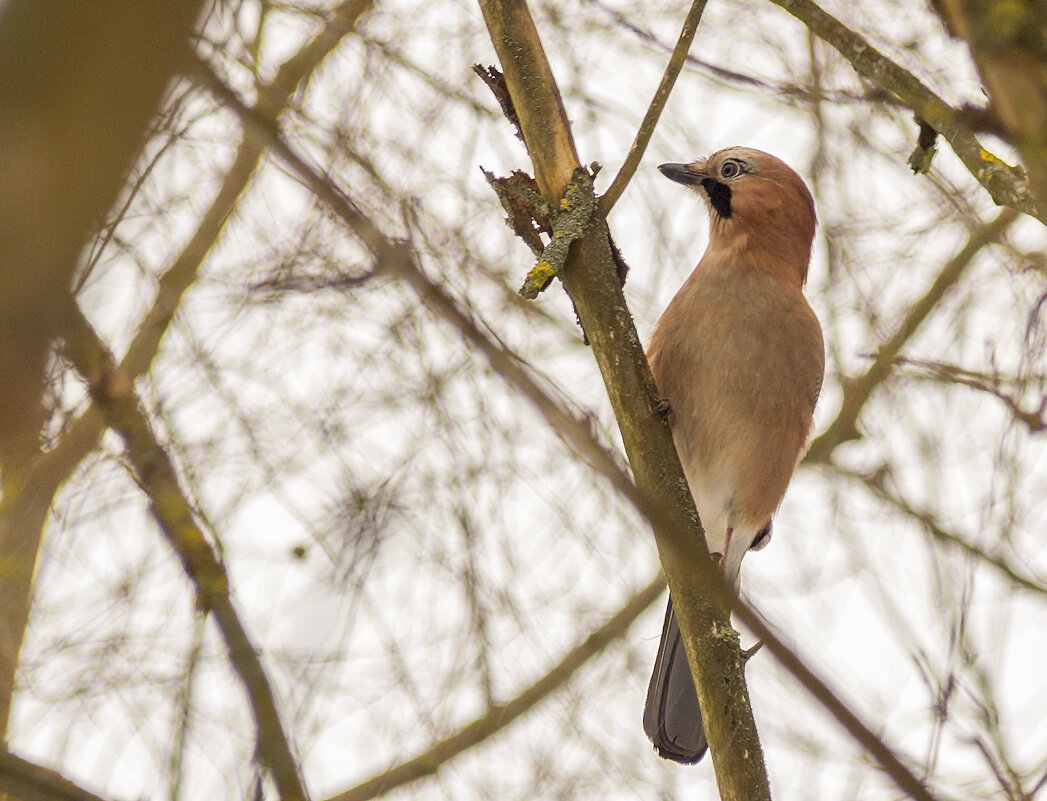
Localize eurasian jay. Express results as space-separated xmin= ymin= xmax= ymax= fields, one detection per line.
xmin=642 ymin=147 xmax=824 ymax=763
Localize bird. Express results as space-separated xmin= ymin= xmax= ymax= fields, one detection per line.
xmin=641 ymin=147 xmax=824 ymax=764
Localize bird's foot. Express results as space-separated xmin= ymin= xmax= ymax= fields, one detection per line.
xmin=654 ymin=398 xmax=672 ymax=418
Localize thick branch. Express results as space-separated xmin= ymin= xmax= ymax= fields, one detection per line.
xmin=0 ymin=750 xmax=113 ymax=801
xmin=0 ymin=0 xmax=373 ymax=743
xmin=768 ymin=0 xmax=1044 ymax=223
xmin=932 ymin=0 xmax=1047 ymax=213
xmin=0 ymin=0 xmax=207 ymax=468
xmin=477 ymin=2 xmax=772 ymax=798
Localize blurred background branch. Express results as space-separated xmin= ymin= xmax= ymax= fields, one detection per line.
xmin=1 ymin=2 xmax=1046 ymax=801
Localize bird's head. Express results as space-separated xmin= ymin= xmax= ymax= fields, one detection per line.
xmin=659 ymin=147 xmax=816 ymax=286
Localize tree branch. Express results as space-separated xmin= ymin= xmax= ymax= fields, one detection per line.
xmin=598 ymin=0 xmax=709 ymax=215
xmin=0 ymin=750 xmax=114 ymax=801
xmin=768 ymin=0 xmax=1045 ymax=223
xmin=836 ymin=463 xmax=1047 ymax=595
xmin=326 ymin=572 xmax=667 ymax=801
xmin=806 ymin=207 xmax=1018 ymax=463
xmin=62 ymin=308 xmax=306 ymax=801
xmin=475 ymin=1 xmax=771 ymax=797
xmin=931 ymin=0 xmax=1047 ymax=213
xmin=894 ymin=356 xmax=1046 ymax=434
xmin=0 ymin=0 xmax=208 ymax=469
xmin=0 ymin=0 xmax=374 ymax=747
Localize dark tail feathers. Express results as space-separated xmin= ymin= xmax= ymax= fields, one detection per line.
xmin=642 ymin=594 xmax=708 ymax=764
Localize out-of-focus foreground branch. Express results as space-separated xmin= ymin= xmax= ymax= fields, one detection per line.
xmin=0 ymin=0 xmax=208 ymax=739
xmin=0 ymin=0 xmax=206 ymax=470
xmin=0 ymin=0 xmax=373 ymax=753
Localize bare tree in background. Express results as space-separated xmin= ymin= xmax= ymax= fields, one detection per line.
xmin=1 ymin=1 xmax=1046 ymax=800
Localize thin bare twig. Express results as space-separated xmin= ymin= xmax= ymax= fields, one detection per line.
xmin=836 ymin=463 xmax=1047 ymax=595
xmin=894 ymin=357 xmax=1046 ymax=434
xmin=598 ymin=0 xmax=709 ymax=215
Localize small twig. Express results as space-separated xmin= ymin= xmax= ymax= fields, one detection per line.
xmin=893 ymin=356 xmax=1046 ymax=434
xmin=598 ymin=0 xmax=709 ymax=215
xmin=472 ymin=64 xmax=523 ymax=140
xmin=519 ymin=167 xmax=597 ymax=299
xmin=908 ymin=118 xmax=939 ymax=174
xmin=481 ymin=168 xmax=551 ymax=257
xmin=741 ymin=641 xmax=765 ymax=662
xmin=249 ymin=267 xmax=380 ymax=298
xmin=836 ymin=463 xmax=1047 ymax=595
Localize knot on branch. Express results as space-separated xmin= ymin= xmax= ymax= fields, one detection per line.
xmin=481 ymin=166 xmax=598 ymax=299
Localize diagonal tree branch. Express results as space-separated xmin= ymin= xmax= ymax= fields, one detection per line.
xmin=0 ymin=0 xmax=373 ymax=746
xmin=894 ymin=357 xmax=1047 ymax=434
xmin=836 ymin=463 xmax=1047 ymax=595
xmin=194 ymin=54 xmax=947 ymax=801
xmin=474 ymin=1 xmax=771 ymax=796
xmin=0 ymin=750 xmax=114 ymax=801
xmin=0 ymin=0 xmax=209 ymax=737
xmin=806 ymin=207 xmax=1018 ymax=463
xmin=768 ymin=0 xmax=1044 ymax=223
xmin=326 ymin=572 xmax=667 ymax=801
xmin=62 ymin=307 xmax=307 ymax=801
xmin=598 ymin=0 xmax=709 ymax=215
xmin=0 ymin=0 xmax=208 ymax=471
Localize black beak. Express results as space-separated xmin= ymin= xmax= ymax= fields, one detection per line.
xmin=659 ymin=161 xmax=733 ymax=218
xmin=658 ymin=162 xmax=705 ymax=187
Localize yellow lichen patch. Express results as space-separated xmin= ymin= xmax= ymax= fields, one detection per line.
xmin=979 ymin=148 xmax=1008 ymax=166
xmin=529 ymin=261 xmax=556 ymax=284
xmin=518 ymin=260 xmax=557 ymax=299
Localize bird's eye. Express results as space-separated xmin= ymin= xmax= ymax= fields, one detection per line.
xmin=720 ymin=160 xmax=741 ymax=179
xmin=720 ymin=159 xmax=744 ymax=179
